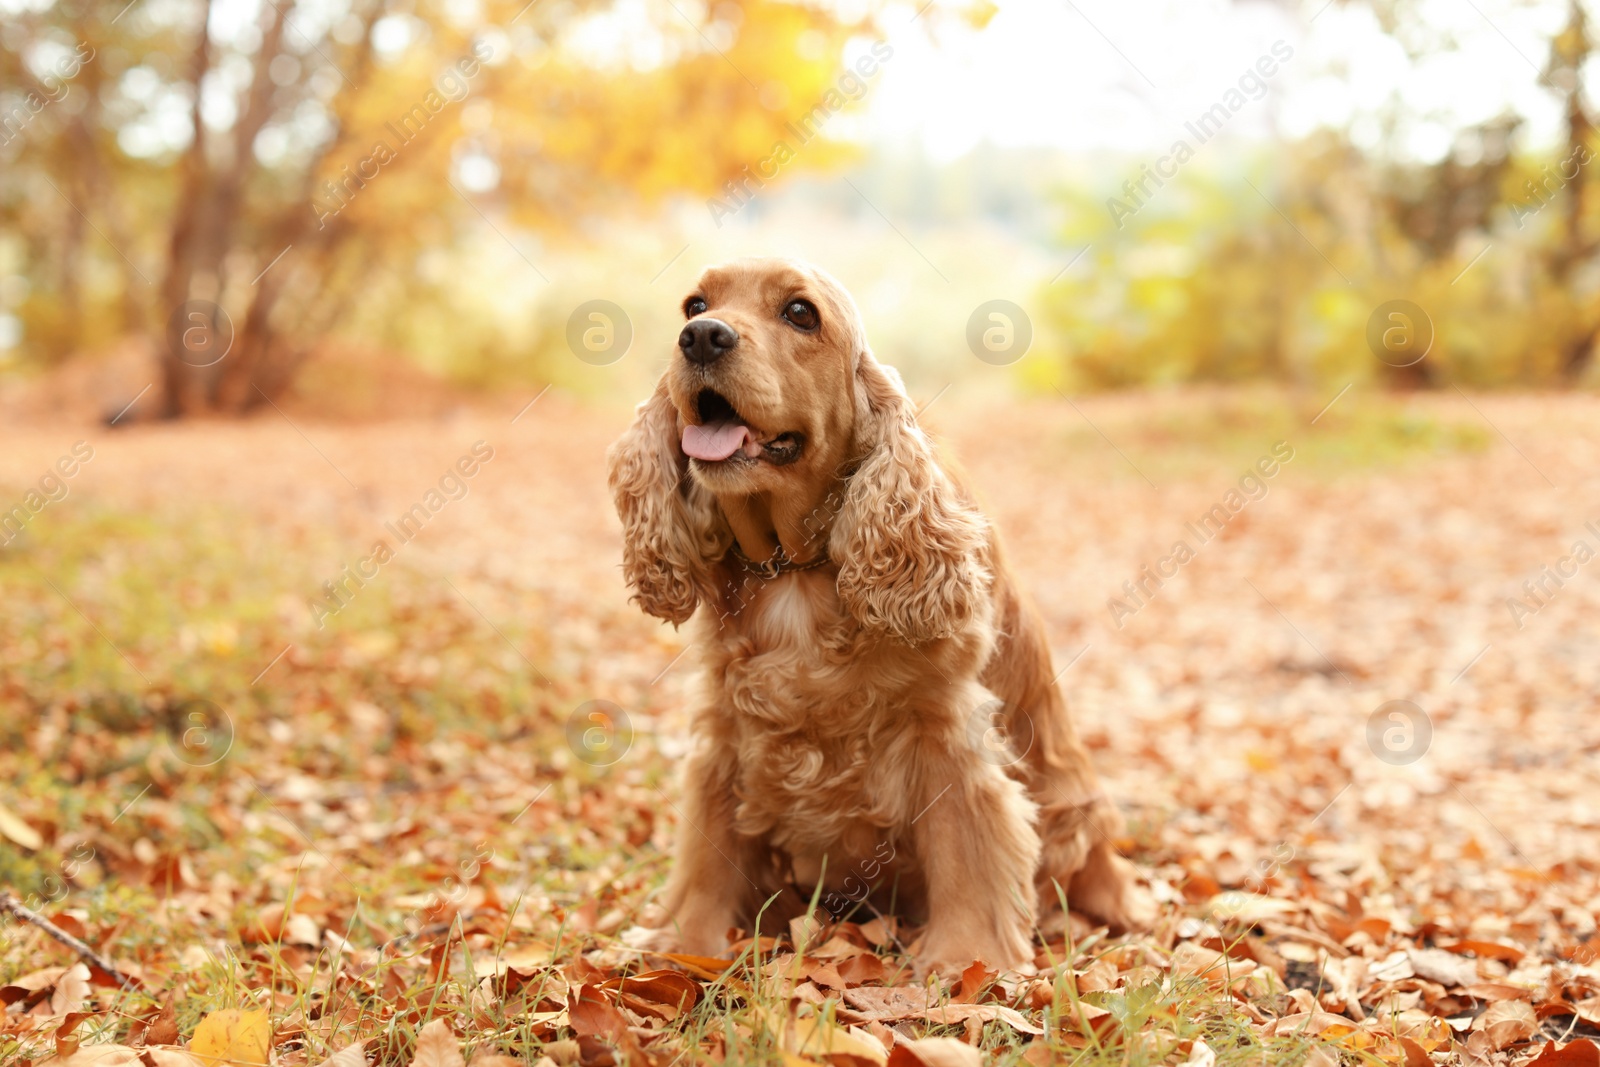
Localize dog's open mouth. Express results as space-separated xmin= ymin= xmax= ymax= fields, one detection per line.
xmin=682 ymin=390 xmax=803 ymax=466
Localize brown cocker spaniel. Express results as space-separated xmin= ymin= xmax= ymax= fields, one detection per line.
xmin=608 ymin=257 xmax=1145 ymax=975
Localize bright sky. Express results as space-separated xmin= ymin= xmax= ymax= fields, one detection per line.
xmin=860 ymin=0 xmax=1571 ymax=162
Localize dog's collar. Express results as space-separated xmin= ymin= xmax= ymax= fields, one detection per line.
xmin=728 ymin=541 xmax=831 ymax=580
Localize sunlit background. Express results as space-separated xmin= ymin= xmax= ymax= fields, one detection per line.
xmin=5 ymin=0 xmax=1600 ymax=414
xmin=5 ymin=3 xmax=1600 ymax=1064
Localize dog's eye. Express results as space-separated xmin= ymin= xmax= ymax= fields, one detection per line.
xmin=782 ymin=299 xmax=820 ymax=332
xmin=684 ymin=296 xmax=707 ymax=318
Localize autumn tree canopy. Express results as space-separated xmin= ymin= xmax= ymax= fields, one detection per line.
xmin=0 ymin=0 xmax=882 ymax=416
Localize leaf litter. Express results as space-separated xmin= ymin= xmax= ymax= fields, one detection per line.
xmin=1 ymin=391 xmax=1598 ymax=1066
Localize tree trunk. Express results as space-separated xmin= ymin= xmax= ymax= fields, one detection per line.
xmin=152 ymin=0 xmax=386 ymax=418
xmin=155 ymin=0 xmax=216 ymax=418
xmin=1550 ymin=0 xmax=1597 ymax=381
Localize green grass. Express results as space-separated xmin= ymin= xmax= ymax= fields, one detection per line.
xmin=1 ymin=494 xmax=1362 ymax=1067
xmin=1031 ymin=385 xmax=1492 ymax=482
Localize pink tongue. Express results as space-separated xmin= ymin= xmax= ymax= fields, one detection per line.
xmin=682 ymin=420 xmax=751 ymax=461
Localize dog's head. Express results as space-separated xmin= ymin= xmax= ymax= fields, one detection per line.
xmin=668 ymin=258 xmax=863 ymax=495
xmin=607 ymin=257 xmax=991 ymax=642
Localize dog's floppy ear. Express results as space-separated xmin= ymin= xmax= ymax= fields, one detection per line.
xmin=832 ymin=353 xmax=992 ymax=644
xmin=607 ymin=379 xmax=726 ymax=624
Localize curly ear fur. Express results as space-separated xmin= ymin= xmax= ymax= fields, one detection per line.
xmin=832 ymin=355 xmax=992 ymax=644
xmin=607 ymin=381 xmax=728 ymax=624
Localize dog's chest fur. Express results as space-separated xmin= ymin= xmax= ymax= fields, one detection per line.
xmin=708 ymin=568 xmax=919 ymax=862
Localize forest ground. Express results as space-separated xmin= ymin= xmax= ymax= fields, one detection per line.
xmin=2 ymin=386 xmax=1597 ymax=1067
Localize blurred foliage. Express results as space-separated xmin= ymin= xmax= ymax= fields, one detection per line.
xmin=7 ymin=0 xmax=1600 ymax=407
xmin=1040 ymin=0 xmax=1600 ymax=391
xmin=1041 ymin=127 xmax=1600 ymax=391
xmin=0 ymin=0 xmax=887 ymax=414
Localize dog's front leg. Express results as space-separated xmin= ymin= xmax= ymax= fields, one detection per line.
xmin=910 ymin=758 xmax=1041 ymax=977
xmin=644 ymin=746 xmax=766 ymax=956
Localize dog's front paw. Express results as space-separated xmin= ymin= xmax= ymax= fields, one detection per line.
xmin=620 ymin=909 xmax=736 ymax=959
xmin=620 ymin=924 xmax=682 ymax=954
xmin=1071 ymin=845 xmax=1155 ymax=934
xmin=912 ymin=950 xmax=973 ymax=983
xmin=913 ymin=927 xmax=1034 ymax=981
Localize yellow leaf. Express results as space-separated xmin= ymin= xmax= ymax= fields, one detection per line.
xmin=190 ymin=1009 xmax=271 ymax=1067
xmin=962 ymin=0 xmax=999 ymax=30
xmin=1244 ymin=749 xmax=1276 ymax=771
xmin=780 ymin=1012 xmax=888 ymax=1067
xmin=0 ymin=802 xmax=43 ymax=850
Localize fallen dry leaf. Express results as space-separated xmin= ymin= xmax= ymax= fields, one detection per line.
xmin=35 ymin=1045 xmax=144 ymax=1067
xmin=313 ymin=1042 xmax=371 ymax=1067
xmin=1169 ymin=942 xmax=1256 ymax=985
xmin=1408 ymin=948 xmax=1481 ymax=990
xmin=1268 ymin=1011 xmax=1361 ymax=1037
xmin=602 ymin=969 xmax=700 ymax=1012
xmin=1444 ymin=940 xmax=1526 ymax=965
xmin=837 ymin=953 xmax=889 ymax=986
xmin=1074 ymin=957 xmax=1119 ymax=993
xmin=189 ymin=1009 xmax=271 ymax=1067
xmin=49 ymin=964 xmax=91 ymax=1017
xmin=952 ymin=960 xmax=996 ymax=1003
xmin=885 ymin=1037 xmax=980 ymax=1067
xmin=144 ymin=1052 xmax=205 ymax=1067
xmin=1463 ymin=983 xmax=1533 ymax=1003
xmin=146 ymin=995 xmax=180 ymax=1046
xmin=770 ymin=1011 xmax=888 ymax=1067
xmin=653 ymin=954 xmax=735 ymax=980
xmin=1527 ymin=1041 xmax=1600 ymax=1067
xmin=1302 ymin=1046 xmax=1339 ymax=1067
xmin=55 ymin=1009 xmax=94 ymax=1060
xmin=840 ymin=987 xmax=1044 ymax=1036
xmin=1399 ymin=1037 xmax=1432 ymax=1067
xmin=6 ymin=396 xmax=1600 ymax=1067
xmin=1478 ymin=1000 xmax=1538 ymax=1051
xmin=497 ymin=943 xmax=554 ymax=975
xmin=566 ymin=985 xmax=629 ymax=1043
xmin=1183 ymin=1037 xmax=1216 ymax=1067
xmin=409 ymin=1020 xmax=465 ymax=1067
xmin=0 ymin=802 xmax=43 ymax=850
xmin=1461 ymin=1030 xmax=1500 ymax=1067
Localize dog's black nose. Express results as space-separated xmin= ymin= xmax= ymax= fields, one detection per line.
xmin=679 ymin=318 xmax=739 ymax=365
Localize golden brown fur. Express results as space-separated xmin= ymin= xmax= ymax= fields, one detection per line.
xmin=608 ymin=257 xmax=1146 ymax=975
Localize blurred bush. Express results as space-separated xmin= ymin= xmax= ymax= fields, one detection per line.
xmin=1039 ymin=125 xmax=1600 ymax=391
xmin=0 ymin=0 xmax=880 ymax=416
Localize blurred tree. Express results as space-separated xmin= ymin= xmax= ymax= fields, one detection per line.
xmin=1356 ymin=0 xmax=1600 ymax=382
xmin=0 ymin=0 xmax=883 ymax=416
xmin=1041 ymin=0 xmax=1600 ymax=392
